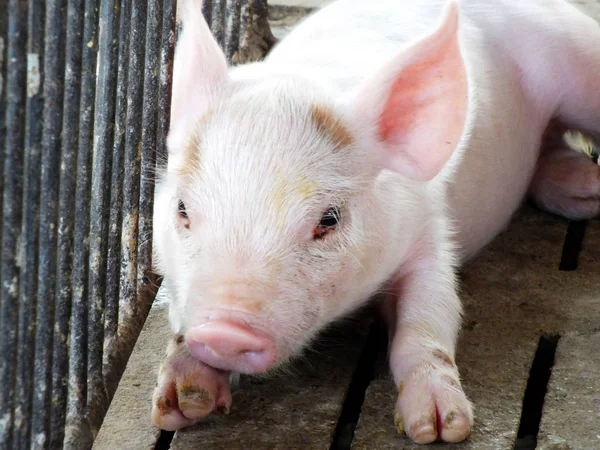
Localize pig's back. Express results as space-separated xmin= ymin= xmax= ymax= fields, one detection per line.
xmin=265 ymin=0 xmax=449 ymax=94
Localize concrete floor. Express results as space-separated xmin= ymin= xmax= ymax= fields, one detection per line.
xmin=94 ymin=1 xmax=600 ymax=449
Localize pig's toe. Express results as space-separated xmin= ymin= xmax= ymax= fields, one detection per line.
xmin=407 ymin=416 xmax=438 ymax=444
xmin=176 ymin=386 xmax=216 ymax=420
xmin=152 ymin=345 xmax=233 ymax=430
xmin=176 ymin=370 xmax=232 ymax=420
xmin=439 ymin=409 xmax=472 ymax=443
xmin=395 ymin=366 xmax=473 ymax=444
xmin=152 ymin=382 xmax=197 ymax=430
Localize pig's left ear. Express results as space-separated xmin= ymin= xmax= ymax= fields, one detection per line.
xmin=349 ymin=1 xmax=468 ymax=181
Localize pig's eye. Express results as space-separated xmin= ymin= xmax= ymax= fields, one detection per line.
xmin=178 ymin=200 xmax=190 ymax=228
xmin=313 ymin=206 xmax=341 ymax=239
xmin=178 ymin=200 xmax=187 ymax=217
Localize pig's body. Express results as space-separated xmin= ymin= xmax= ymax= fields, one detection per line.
xmin=152 ymin=0 xmax=600 ymax=444
xmin=255 ymin=0 xmax=592 ymax=260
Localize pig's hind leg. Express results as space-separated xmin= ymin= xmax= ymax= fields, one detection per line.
xmin=526 ymin=2 xmax=600 ymax=221
xmin=152 ymin=334 xmax=233 ymax=431
xmin=529 ymin=125 xmax=600 ymax=220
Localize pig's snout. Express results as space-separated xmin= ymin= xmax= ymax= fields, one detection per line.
xmin=186 ymin=320 xmax=276 ymax=374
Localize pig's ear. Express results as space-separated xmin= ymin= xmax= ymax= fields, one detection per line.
xmin=168 ymin=0 xmax=229 ymax=153
xmin=350 ymin=1 xmax=468 ymax=181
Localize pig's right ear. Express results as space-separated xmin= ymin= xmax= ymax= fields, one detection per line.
xmin=168 ymin=0 xmax=229 ymax=154
xmin=348 ymin=1 xmax=468 ymax=181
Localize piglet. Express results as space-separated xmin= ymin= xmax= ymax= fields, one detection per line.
xmin=151 ymin=0 xmax=600 ymax=443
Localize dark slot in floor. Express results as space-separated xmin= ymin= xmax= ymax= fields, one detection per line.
xmin=154 ymin=430 xmax=175 ymax=450
xmin=515 ymin=213 xmax=583 ymax=449
xmin=514 ymin=334 xmax=560 ymax=450
xmin=559 ymin=220 xmax=587 ymax=271
xmin=329 ymin=318 xmax=388 ymax=450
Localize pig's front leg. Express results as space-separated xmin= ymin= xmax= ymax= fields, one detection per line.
xmin=151 ymin=334 xmax=233 ymax=431
xmin=385 ymin=254 xmax=472 ymax=444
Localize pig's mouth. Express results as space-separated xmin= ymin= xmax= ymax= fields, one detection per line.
xmin=185 ymin=319 xmax=278 ymax=374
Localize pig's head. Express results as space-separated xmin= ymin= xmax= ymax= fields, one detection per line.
xmin=153 ymin=1 xmax=468 ymax=374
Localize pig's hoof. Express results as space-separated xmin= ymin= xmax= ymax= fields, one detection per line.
xmin=151 ymin=345 xmax=232 ymax=431
xmin=395 ymin=365 xmax=473 ymax=444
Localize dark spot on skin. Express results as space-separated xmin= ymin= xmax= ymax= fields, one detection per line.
xmin=432 ymin=349 xmax=455 ymax=366
xmin=394 ymin=411 xmax=405 ymax=434
xmin=310 ymin=105 xmax=355 ymax=151
xmin=178 ymin=386 xmax=211 ymax=404
xmin=176 ymin=131 xmax=203 ymax=179
xmin=175 ymin=334 xmax=184 ymax=344
xmin=156 ymin=396 xmax=172 ymax=414
xmin=445 ymin=410 xmax=457 ymax=426
xmin=178 ymin=387 xmax=214 ymax=416
xmin=441 ymin=374 xmax=461 ymax=389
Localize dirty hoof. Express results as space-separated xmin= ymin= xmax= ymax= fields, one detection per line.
xmin=152 ymin=337 xmax=232 ymax=431
xmin=395 ymin=364 xmax=473 ymax=444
